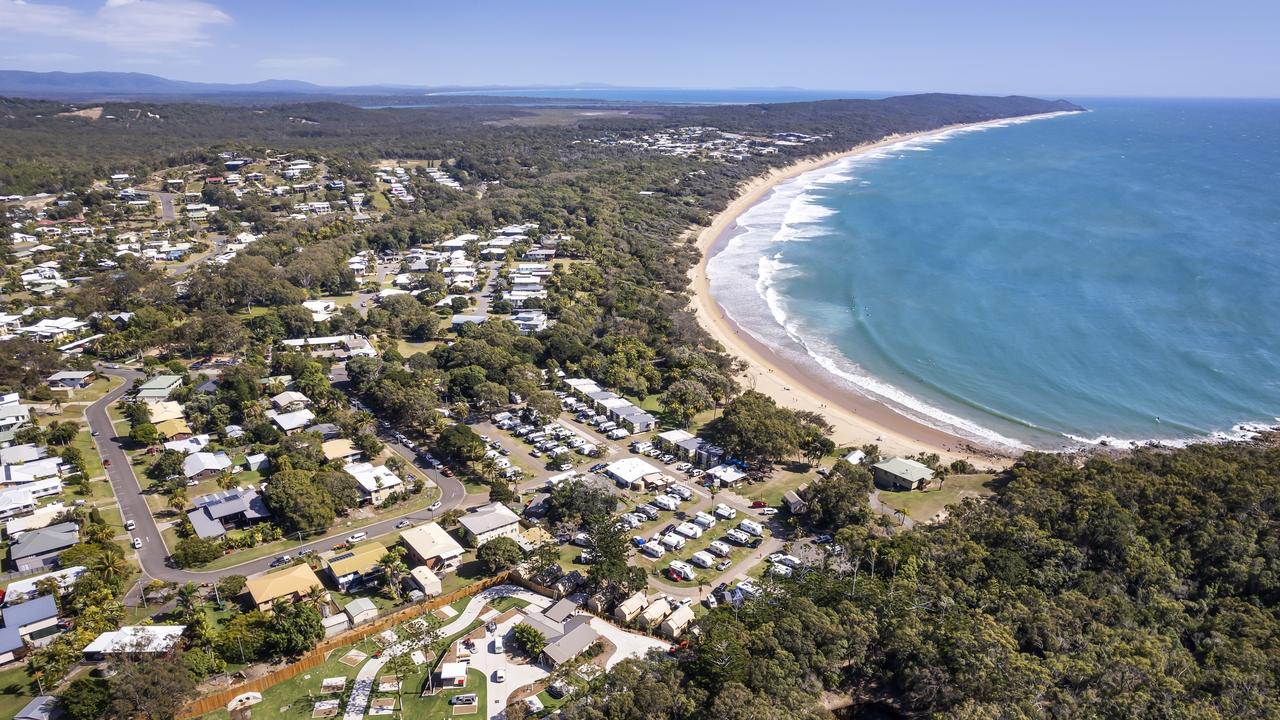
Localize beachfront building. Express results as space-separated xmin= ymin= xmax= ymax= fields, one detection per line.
xmin=872 ymin=457 xmax=934 ymax=491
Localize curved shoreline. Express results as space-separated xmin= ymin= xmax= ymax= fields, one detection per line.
xmin=690 ymin=112 xmax=1079 ymax=466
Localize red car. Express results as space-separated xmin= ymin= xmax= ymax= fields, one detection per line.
xmin=750 ymin=500 xmax=767 ymax=508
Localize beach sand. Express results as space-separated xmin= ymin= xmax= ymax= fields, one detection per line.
xmin=690 ymin=113 xmax=1077 ymax=467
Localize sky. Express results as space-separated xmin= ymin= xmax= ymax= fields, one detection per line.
xmin=1 ymin=0 xmax=1278 ymax=97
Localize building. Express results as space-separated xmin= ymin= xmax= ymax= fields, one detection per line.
xmin=0 ymin=595 xmax=60 ymax=664
xmin=147 ymin=401 xmax=186 ymax=424
xmin=4 ymin=502 xmax=66 ymax=536
xmin=82 ymin=625 xmax=185 ymax=659
xmin=655 ymin=429 xmax=724 ymax=467
xmin=343 ymin=462 xmax=403 ymax=505
xmin=783 ymin=490 xmax=808 ymax=515
xmin=324 ymin=543 xmax=385 ymax=591
xmin=268 ymin=408 xmax=316 ymax=435
xmin=135 ymin=375 xmax=183 ymax=403
xmin=154 ymin=419 xmax=195 ymax=442
xmin=13 ymin=696 xmax=57 ymax=720
xmin=46 ymin=370 xmax=93 ymax=390
xmin=457 ymin=502 xmax=521 ymax=547
xmin=0 ymin=488 xmax=37 ymax=520
xmin=398 ymin=522 xmax=465 ymax=572
xmin=604 ymin=458 xmax=663 ymax=488
xmin=409 ymin=565 xmax=442 ymax=597
xmin=3 ymin=566 xmax=85 ymax=604
xmin=183 ymin=451 xmax=232 ymax=481
xmin=612 ymin=591 xmax=648 ymax=623
xmin=659 ymin=604 xmax=695 ymax=639
xmin=321 ymin=438 xmax=362 ymax=463
xmin=245 ymin=564 xmax=324 ymax=612
xmin=872 ymin=457 xmax=934 ymax=491
xmin=187 ymin=487 xmax=271 ymax=539
xmin=638 ymin=598 xmax=672 ymax=629
xmin=0 ymin=444 xmax=45 ymax=466
xmin=541 ymin=622 xmax=600 ymax=668
xmin=270 ymin=391 xmax=311 ymax=412
xmin=706 ymin=464 xmax=747 ymax=488
xmin=8 ymin=522 xmax=77 ymax=572
xmin=162 ymin=433 xmax=209 ymax=455
xmin=344 ymin=597 xmax=378 ymax=626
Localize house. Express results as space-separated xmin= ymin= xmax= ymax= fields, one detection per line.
xmin=0 ymin=595 xmax=60 ymax=664
xmin=324 ymin=543 xmax=385 ymax=591
xmin=612 ymin=591 xmax=648 ymax=623
xmin=655 ymin=429 xmax=723 ymax=467
xmin=604 ymin=458 xmax=663 ymax=488
xmin=154 ymin=418 xmax=195 ymax=442
xmin=82 ymin=625 xmax=185 ymax=659
xmin=783 ymin=490 xmax=808 ymax=515
xmin=344 ymin=597 xmax=378 ymax=626
xmin=1 ymin=457 xmax=65 ymax=486
xmin=267 ymin=408 xmax=315 ymax=435
xmin=46 ymin=370 xmax=94 ymax=390
xmin=4 ymin=503 xmax=69 ymax=537
xmin=307 ymin=423 xmax=343 ymax=440
xmin=872 ymin=457 xmax=934 ymax=491
xmin=183 ymin=451 xmax=232 ymax=482
xmin=0 ymin=488 xmax=37 ymax=520
xmin=8 ymin=522 xmax=78 ymax=572
xmin=3 ymin=566 xmax=85 ymax=604
xmin=270 ymin=391 xmax=311 ymax=412
xmin=638 ymin=598 xmax=672 ymax=629
xmin=13 ymin=696 xmax=58 ymax=720
xmin=187 ymin=486 xmax=271 ymax=539
xmin=409 ymin=565 xmax=441 ymax=597
xmin=135 ymin=375 xmax=183 ymax=403
xmin=245 ymin=563 xmax=324 ymax=612
xmin=437 ymin=661 xmax=469 ymax=689
xmin=659 ymin=604 xmax=695 ymax=639
xmin=458 ymin=502 xmax=521 ymax=547
xmin=281 ymin=334 xmax=377 ymax=360
xmin=302 ymin=300 xmax=336 ymax=322
xmin=544 ymin=597 xmax=580 ymax=624
xmin=146 ymin=401 xmax=186 ymax=424
xmin=163 ymin=433 xmax=209 ymax=455
xmin=842 ymin=449 xmax=867 ymax=465
xmin=343 ymin=462 xmax=403 ymax=505
xmin=245 ymin=453 xmax=269 ymax=472
xmin=0 ymin=444 xmax=45 ymax=466
xmin=706 ymin=464 xmax=747 ymax=488
xmin=321 ymin=438 xmax=362 ymax=463
xmin=398 ymin=522 xmax=465 ymax=572
xmin=0 ymin=402 xmax=32 ymax=434
xmin=541 ymin=622 xmax=600 ymax=668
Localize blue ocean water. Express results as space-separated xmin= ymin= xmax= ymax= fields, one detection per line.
xmin=707 ymin=100 xmax=1280 ymax=450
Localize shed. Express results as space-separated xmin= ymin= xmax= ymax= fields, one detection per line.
xmin=344 ymin=598 xmax=378 ymax=626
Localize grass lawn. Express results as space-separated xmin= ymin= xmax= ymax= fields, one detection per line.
xmin=0 ymin=662 xmax=39 ymax=720
xmin=733 ymin=465 xmax=815 ymax=508
xmin=74 ymin=430 xmax=108 ymax=479
xmin=400 ymin=667 xmax=487 ymax=717
xmin=394 ymin=339 xmax=439 ymax=356
xmin=439 ymin=555 xmax=486 ymax=595
xmin=487 ymin=596 xmax=529 ymax=613
xmin=876 ymin=474 xmax=1000 ymax=524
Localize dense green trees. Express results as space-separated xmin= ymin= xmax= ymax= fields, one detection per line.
xmin=171 ymin=536 xmax=221 ymax=568
xmin=262 ymin=468 xmax=358 ymax=535
xmin=564 ymin=443 xmax=1280 ymax=719
xmin=511 ymin=622 xmax=547 ymax=657
xmin=476 ymin=536 xmax=524 ymax=574
xmin=546 ymin=479 xmax=618 ymax=526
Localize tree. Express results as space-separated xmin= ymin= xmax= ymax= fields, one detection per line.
xmin=511 ymin=622 xmax=547 ymax=657
xmin=172 ymin=536 xmax=221 ymax=568
xmin=146 ymin=450 xmax=185 ymax=481
xmin=585 ymin=514 xmax=647 ymax=595
xmin=661 ymin=378 xmax=715 ymax=427
xmin=380 ymin=546 xmax=409 ymax=602
xmin=59 ymin=677 xmax=111 ymax=720
xmin=129 ymin=422 xmax=160 ymax=448
xmin=704 ymin=391 xmax=799 ymax=465
xmin=476 ymin=536 xmax=524 ymax=574
xmin=802 ymin=460 xmax=872 ymax=533
xmin=546 ymin=479 xmax=618 ymax=525
xmin=47 ymin=420 xmax=80 ymax=446
xmin=262 ymin=469 xmax=337 ymax=535
xmin=525 ymin=390 xmax=561 ymax=420
xmin=437 ymin=423 xmax=486 ymax=462
xmin=107 ymin=649 xmax=197 ymax=720
xmin=216 ymin=574 xmax=248 ymax=599
xmin=262 ymin=601 xmax=324 ymax=659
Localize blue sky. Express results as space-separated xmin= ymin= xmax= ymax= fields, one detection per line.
xmin=1 ymin=0 xmax=1277 ymax=97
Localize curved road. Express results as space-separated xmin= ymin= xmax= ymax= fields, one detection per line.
xmin=87 ymin=366 xmax=469 ymax=588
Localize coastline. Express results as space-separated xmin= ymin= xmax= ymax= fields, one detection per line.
xmin=691 ymin=112 xmax=1080 ymax=466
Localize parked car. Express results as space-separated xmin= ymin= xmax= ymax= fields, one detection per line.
xmin=124 ymin=520 xmax=136 ymax=531
xmin=493 ymin=669 xmax=505 ymax=683
xmin=751 ymin=500 xmax=767 ymax=508
xmin=451 ymin=694 xmax=478 ymax=706
xmin=590 ymin=463 xmax=608 ymax=473
xmin=270 ymin=555 xmax=291 ymax=567
xmin=395 ymin=519 xmax=412 ymax=529
xmin=759 ymin=507 xmax=779 ymax=516
xmin=347 ymin=532 xmax=368 ymax=544
xmin=131 ymin=537 xmax=142 ymax=549
xmin=427 ymin=501 xmax=442 ymax=512
xmin=715 ymin=559 xmax=732 ymax=572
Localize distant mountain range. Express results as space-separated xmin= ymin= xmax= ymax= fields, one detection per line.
xmin=0 ymin=70 xmax=850 ymax=103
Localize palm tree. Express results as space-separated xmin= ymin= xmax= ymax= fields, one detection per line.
xmin=168 ymin=491 xmax=188 ymax=514
xmin=91 ymin=552 xmax=128 ymax=586
xmin=175 ymin=583 xmax=201 ymax=623
xmin=379 ymin=547 xmax=409 ymax=603
xmin=216 ymin=469 xmax=237 ymax=490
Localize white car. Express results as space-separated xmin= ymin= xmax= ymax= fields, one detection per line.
xmin=427 ymin=501 xmax=442 ymax=512
xmin=131 ymin=537 xmax=142 ymax=549
xmin=124 ymin=520 xmax=136 ymax=531
xmin=347 ymin=532 xmax=368 ymax=544
xmin=493 ymin=669 xmax=506 ymax=683
xmin=759 ymin=507 xmax=779 ymax=516
xmin=674 ymin=462 xmax=692 ymax=473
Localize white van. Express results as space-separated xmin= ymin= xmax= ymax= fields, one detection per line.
xmin=631 ymin=441 xmax=653 ymax=453
xmin=713 ymin=503 xmax=737 ymax=520
xmin=675 ymin=522 xmax=703 ymax=539
xmin=707 ymin=540 xmax=733 ymax=557
xmin=640 ymin=542 xmax=666 ymax=559
xmin=652 ymin=495 xmax=679 ymax=512
xmin=738 ymin=519 xmax=764 ymax=537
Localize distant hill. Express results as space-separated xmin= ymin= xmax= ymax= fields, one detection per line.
xmin=0 ymin=70 xmax=434 ymax=99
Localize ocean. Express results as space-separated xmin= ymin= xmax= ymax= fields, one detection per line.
xmin=707 ymin=99 xmax=1280 ymax=451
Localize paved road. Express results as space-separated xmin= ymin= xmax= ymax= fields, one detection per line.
xmin=86 ymin=366 xmax=471 ymax=590
xmin=137 ymin=190 xmax=179 ymax=222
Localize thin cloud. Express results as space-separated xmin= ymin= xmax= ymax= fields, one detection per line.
xmin=0 ymin=0 xmax=231 ymax=54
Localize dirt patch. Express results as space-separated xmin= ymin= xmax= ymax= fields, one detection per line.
xmin=58 ymin=106 xmax=104 ymax=120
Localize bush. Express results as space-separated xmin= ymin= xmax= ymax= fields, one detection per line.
xmin=172 ymin=536 xmax=222 ymax=568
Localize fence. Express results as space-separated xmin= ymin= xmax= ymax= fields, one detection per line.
xmin=177 ymin=572 xmax=511 ymax=719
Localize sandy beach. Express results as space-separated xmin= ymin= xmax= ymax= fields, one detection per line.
xmin=691 ymin=113 xmax=1078 ymax=467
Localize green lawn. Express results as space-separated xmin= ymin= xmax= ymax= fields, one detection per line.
xmin=0 ymin=663 xmax=39 ymax=720
xmin=733 ymin=466 xmax=815 ymax=508
xmin=399 ymin=667 xmax=487 ymax=717
xmin=876 ymin=474 xmax=999 ymax=523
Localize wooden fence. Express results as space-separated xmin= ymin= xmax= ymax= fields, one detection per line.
xmin=178 ymin=572 xmax=511 ymax=719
